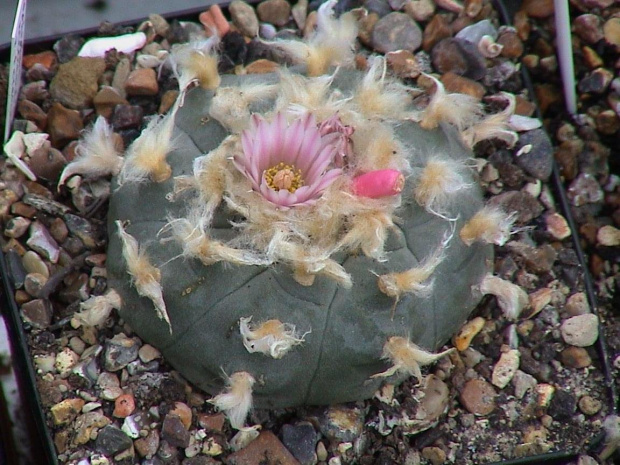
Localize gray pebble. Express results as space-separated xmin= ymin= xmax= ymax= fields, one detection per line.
xmin=27 ymin=221 xmax=60 ymax=263
xmin=161 ymin=413 xmax=190 ymax=448
xmin=229 ymin=0 xmax=260 ymax=37
xmin=319 ymin=405 xmax=364 ymax=442
xmin=95 ymin=425 xmax=133 ymax=456
xmin=455 ymin=19 xmax=498 ymax=46
xmin=281 ymin=422 xmax=319 ymax=465
xmin=514 ymin=129 xmax=554 ymax=180
xmin=364 ymin=0 xmax=393 ymax=17
xmin=548 ymin=389 xmax=577 ymax=421
xmin=103 ymin=333 xmax=140 ymax=371
xmin=567 ymin=173 xmax=604 ymax=207
xmin=5 ymin=216 xmax=31 ymax=238
xmin=53 ymin=35 xmax=85 ymax=64
xmin=20 ymin=298 xmax=53 ymax=329
xmin=372 ymin=12 xmax=422 ymax=53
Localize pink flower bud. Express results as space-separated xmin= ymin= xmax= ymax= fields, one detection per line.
xmin=352 ymin=169 xmax=405 ymax=198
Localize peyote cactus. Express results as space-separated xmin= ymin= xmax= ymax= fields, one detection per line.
xmin=62 ymin=4 xmax=523 ymax=431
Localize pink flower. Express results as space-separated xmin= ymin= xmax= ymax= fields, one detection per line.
xmin=233 ymin=112 xmax=342 ymax=207
xmin=317 ymin=113 xmax=354 ymax=167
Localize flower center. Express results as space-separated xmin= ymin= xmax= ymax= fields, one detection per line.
xmin=264 ymin=163 xmax=304 ymax=192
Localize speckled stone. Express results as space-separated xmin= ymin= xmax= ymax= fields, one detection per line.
xmin=561 ymin=314 xmax=599 ymax=347
xmin=459 ymin=379 xmax=497 ymax=416
xmin=49 ymin=57 xmax=106 ymax=110
xmin=229 ymin=0 xmax=260 ymax=37
xmin=372 ymin=12 xmax=423 ymax=53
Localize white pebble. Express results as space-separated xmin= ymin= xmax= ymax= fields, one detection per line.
xmin=560 ymin=314 xmax=599 ymax=347
xmin=492 ymin=349 xmax=520 ymax=389
xmin=78 ymin=32 xmax=147 ymax=58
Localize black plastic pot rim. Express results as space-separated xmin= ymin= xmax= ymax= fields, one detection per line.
xmin=0 ymin=1 xmax=617 ymax=464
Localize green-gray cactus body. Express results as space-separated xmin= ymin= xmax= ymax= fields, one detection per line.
xmin=107 ymin=69 xmax=493 ymax=408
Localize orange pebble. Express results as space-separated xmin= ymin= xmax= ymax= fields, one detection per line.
xmin=113 ymin=393 xmax=136 ymax=418
xmin=170 ymin=402 xmax=193 ymax=430
xmin=199 ymin=5 xmax=230 ymax=37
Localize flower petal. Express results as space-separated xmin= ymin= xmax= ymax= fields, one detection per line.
xmin=304 ymin=144 xmax=336 ymax=183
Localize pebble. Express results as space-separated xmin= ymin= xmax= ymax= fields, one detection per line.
xmin=578 ymin=396 xmax=602 ymax=416
xmin=138 ymin=344 xmax=161 ymax=363
xmin=226 ymin=431 xmax=299 ymax=465
xmin=603 ymin=17 xmax=620 ymax=47
xmin=111 ymin=104 xmax=144 ymax=130
xmin=26 ymin=221 xmax=60 ymax=264
xmin=422 ymin=14 xmax=451 ymax=52
xmin=545 ymin=212 xmax=571 ymax=240
xmin=497 ymin=27 xmax=523 ymax=59
xmin=595 ymin=109 xmax=620 ymax=135
xmin=6 ymin=216 xmax=32 ymax=239
xmin=46 ymin=102 xmax=84 ymax=148
xmin=578 ymin=67 xmax=613 ymax=94
xmin=199 ymin=5 xmax=231 ymax=37
xmin=24 ymin=272 xmax=48 ymax=298
xmin=113 ymin=393 xmax=136 ymax=418
xmin=560 ymin=314 xmax=599 ymax=347
xmin=441 ymin=72 xmax=485 ymax=99
xmin=453 ymin=316 xmax=485 ymax=351
xmin=169 ymin=401 xmax=193 ymax=430
xmin=574 ymin=14 xmax=603 ymax=44
xmin=73 ymin=411 xmax=111 ymax=445
xmin=560 ymin=346 xmax=592 ymax=369
xmin=513 ymin=129 xmax=553 ymax=181
xmin=125 ymin=68 xmax=159 ymax=96
xmin=372 ymin=12 xmax=423 ymax=54
xmin=245 ymin=59 xmax=280 ymax=74
xmin=527 ymin=287 xmax=552 ymax=318
xmin=520 ymin=0 xmax=554 ymax=18
xmin=455 ymin=19 xmax=497 ymax=48
xmin=23 ymin=50 xmax=57 ymax=71
xmin=230 ymin=1 xmax=260 ymax=37
xmin=162 ymin=413 xmax=191 ymax=448
xmin=403 ymin=0 xmax=436 ymax=22
xmin=319 ymin=405 xmax=364 ymax=442
xmin=53 ymin=35 xmax=85 ymax=64
xmin=421 ymin=446 xmax=446 ymax=465
xmin=281 ymin=422 xmax=318 ymax=465
xmin=95 ymin=425 xmax=133 ymax=456
xmin=18 ymin=100 xmax=47 ymax=130
xmin=198 ymin=413 xmax=226 ymax=432
xmin=491 ymin=349 xmax=520 ymax=389
xmin=20 ymin=298 xmax=53 ymax=329
xmin=93 ymin=86 xmax=128 ymax=118
xmin=548 ymin=389 xmax=577 ymax=421
xmin=257 ymin=0 xmax=291 ymax=27
xmin=459 ymin=379 xmax=496 ymax=416
xmin=292 ymin=0 xmax=308 ymax=30
xmin=512 ymin=370 xmax=537 ymax=399
xmin=564 ymin=292 xmax=590 ymax=317
xmin=50 ymin=398 xmax=85 ymax=426
xmin=488 ymin=190 xmax=543 ymax=224
xmin=103 ymin=333 xmax=140 ymax=371
xmin=432 ymin=37 xmax=486 ymax=80
xmin=49 ymin=57 xmax=106 ymax=110
xmin=135 ymin=429 xmax=160 ymax=458
xmin=121 ymin=414 xmax=141 ymax=439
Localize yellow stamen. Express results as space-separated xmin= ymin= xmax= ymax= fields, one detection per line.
xmin=264 ymin=162 xmax=304 ymax=192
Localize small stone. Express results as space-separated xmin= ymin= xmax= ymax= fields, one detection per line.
xmin=431 ymin=37 xmax=485 ymax=80
xmin=23 ymin=50 xmax=57 ymax=70
xmin=55 ymin=347 xmax=80 ymax=376
xmin=422 ymin=13 xmax=451 ymax=52
xmin=459 ymin=379 xmax=496 ymax=416
xmin=125 ymin=68 xmax=159 ymax=96
xmin=548 ymin=389 xmax=577 ymax=421
xmin=497 ymin=27 xmax=523 ymax=58
xmin=198 ymin=413 xmax=226 ymax=432
xmin=169 ymin=402 xmax=192 ymax=430
xmin=53 ymin=35 xmax=85 ymax=63
xmin=421 ymin=446 xmax=446 ymax=465
xmin=357 ymin=12 xmax=380 ymax=47
xmin=578 ymin=68 xmax=613 ymax=94
xmin=111 ymin=104 xmax=144 ymax=130
xmin=50 ymin=398 xmax=85 ymax=426
xmin=162 ymin=413 xmax=191 ymax=448
xmin=578 ymin=396 xmax=602 ymax=416
xmin=512 ymin=370 xmax=537 ymax=399
xmin=226 ymin=431 xmax=299 ymax=465
xmin=49 ymin=57 xmax=106 ymax=110
xmin=514 ymin=129 xmax=553 ymax=181
xmin=582 ymin=46 xmax=604 ymax=69
xmin=441 ymin=72 xmax=485 ymax=100
xmin=230 ymin=1 xmax=260 ymax=37
xmin=46 ymin=102 xmax=84 ymax=148
xmin=281 ymin=422 xmax=318 ymax=465
xmin=245 ymin=59 xmax=280 ymax=74
xmin=561 ymin=314 xmax=599 ymax=347
xmin=372 ymin=12 xmax=423 ymax=54
xmin=453 ymin=316 xmax=485 ymax=351
xmin=596 ymin=109 xmax=620 ymax=135
xmin=27 ymin=221 xmax=60 ymax=263
xmin=386 ymin=50 xmax=422 ymax=79
xmin=527 ymin=287 xmax=552 ymax=318
xmin=22 ymin=250 xmax=48 ymax=277
xmin=257 ymin=0 xmax=291 ymax=27
xmin=21 ymin=80 xmax=49 ymax=103
xmin=199 ymin=5 xmax=231 ymax=37
xmin=20 ymin=298 xmax=53 ymax=329
xmin=18 ymin=100 xmax=47 ymax=130
xmin=135 ymin=429 xmax=160 ymax=458
xmin=568 ymin=173 xmax=605 ymax=207
xmin=546 ymin=213 xmax=571 ymax=240
xmin=113 ymin=394 xmax=136 ymax=418
xmin=73 ymin=411 xmax=111 ymax=445
xmin=158 ymin=90 xmax=178 ymax=114
xmin=319 ymin=405 xmax=364 ymax=442
xmin=103 ymin=333 xmax=140 ymax=371
xmin=455 ymin=19 xmax=497 ymax=47
xmin=93 ymin=86 xmax=128 ymax=119
xmin=492 ymin=349 xmax=520 ymax=389
xmin=565 ymin=292 xmax=590 ymax=317
xmin=63 ymin=213 xmax=103 ymax=249
xmin=138 ymin=344 xmax=161 ymax=363
xmin=574 ymin=14 xmax=603 ymax=44
xmin=603 ymin=17 xmax=620 ymax=47
xmin=560 ymin=346 xmax=592 ymax=369
xmin=5 ymin=216 xmax=31 ymax=238
xmin=95 ymin=425 xmax=133 ymax=456
xmin=403 ymin=0 xmax=436 ymax=22
xmin=520 ymin=0 xmax=553 ymax=18
xmin=488 ymin=190 xmax=543 ymax=224
xmin=292 ymin=0 xmax=308 ymax=30
xmin=24 ymin=272 xmax=47 ymax=298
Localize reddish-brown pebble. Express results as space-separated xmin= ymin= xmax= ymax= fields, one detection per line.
xmin=497 ymin=29 xmax=523 ymax=58
xmin=113 ymin=393 xmax=136 ymax=418
xmin=93 ymin=86 xmax=128 ymax=118
xmin=47 ymin=102 xmax=84 ymax=148
xmin=386 ymin=50 xmax=421 ymax=79
xmin=197 ymin=412 xmax=226 ymax=432
xmin=169 ymin=402 xmax=192 ymax=430
xmin=441 ymin=72 xmax=485 ymax=100
xmin=560 ymin=346 xmax=592 ymax=369
xmin=18 ymin=100 xmax=48 ymax=130
xmin=459 ymin=379 xmax=497 ymax=416
xmin=226 ymin=431 xmax=300 ymax=465
xmin=520 ymin=0 xmax=554 ymax=18
xmin=245 ymin=59 xmax=280 ymax=74
xmin=423 ymin=14 xmax=452 ymax=52
xmin=159 ymin=90 xmax=179 ymax=114
xmin=125 ymin=68 xmax=159 ymax=97
xmin=23 ymin=51 xmax=57 ymax=70
xmin=199 ymin=5 xmax=231 ymax=37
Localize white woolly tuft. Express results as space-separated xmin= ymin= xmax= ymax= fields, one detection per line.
xmin=459 ymin=205 xmax=516 ymax=246
xmin=208 ymin=372 xmax=255 ymax=430
xmin=418 ymin=74 xmax=482 ymax=131
xmin=209 ymin=84 xmax=278 ymax=133
xmin=338 ymin=210 xmax=395 ymax=261
xmin=265 ymin=0 xmax=357 ymax=76
xmin=170 ymin=37 xmax=221 ymax=91
xmin=71 ymin=289 xmax=122 ymax=328
xmin=58 ymin=116 xmax=123 ymax=188
xmin=461 ymin=92 xmax=518 ymax=148
xmin=239 ymin=316 xmax=308 ymax=359
xmin=478 ymin=274 xmax=528 ymax=320
xmin=371 ymin=336 xmax=455 ymax=382
xmin=118 ymin=109 xmax=178 ymax=185
xmin=116 ymin=221 xmax=171 ymax=332
xmin=414 ymin=157 xmax=472 ymax=217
